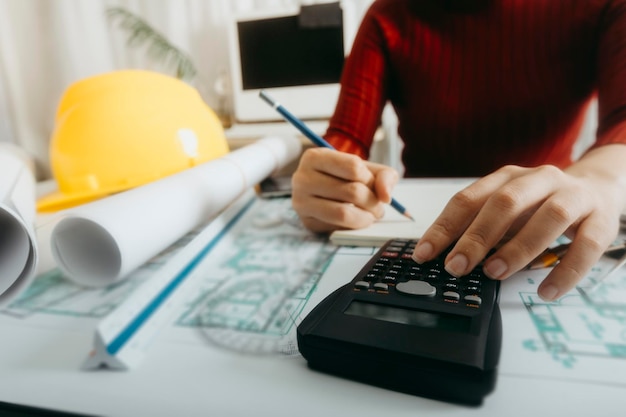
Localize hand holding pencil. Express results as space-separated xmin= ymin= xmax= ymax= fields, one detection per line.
xmin=259 ymin=91 xmax=413 ymax=233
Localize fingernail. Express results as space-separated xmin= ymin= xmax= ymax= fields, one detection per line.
xmin=445 ymin=253 xmax=468 ymax=277
xmin=484 ymin=258 xmax=508 ymax=279
xmin=412 ymin=241 xmax=433 ymax=263
xmin=539 ymin=284 xmax=559 ymax=301
xmin=375 ymin=203 xmax=386 ymax=219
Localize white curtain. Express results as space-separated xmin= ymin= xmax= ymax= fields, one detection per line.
xmin=0 ymin=0 xmax=373 ymax=178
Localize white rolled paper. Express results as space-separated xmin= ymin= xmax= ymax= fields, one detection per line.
xmin=0 ymin=144 xmax=38 ymax=307
xmin=50 ymin=135 xmax=302 ymax=287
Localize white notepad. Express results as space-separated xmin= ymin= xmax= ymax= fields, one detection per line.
xmin=329 ymin=178 xmax=475 ymax=247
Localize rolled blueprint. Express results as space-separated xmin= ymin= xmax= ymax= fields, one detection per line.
xmin=0 ymin=144 xmax=38 ymax=307
xmin=50 ymin=135 xmax=302 ymax=287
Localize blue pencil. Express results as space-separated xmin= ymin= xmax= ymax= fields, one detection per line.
xmin=259 ymin=90 xmax=414 ymax=221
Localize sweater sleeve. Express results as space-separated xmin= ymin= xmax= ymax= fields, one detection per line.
xmin=594 ymin=0 xmax=626 ymax=148
xmin=323 ymin=5 xmax=389 ymax=160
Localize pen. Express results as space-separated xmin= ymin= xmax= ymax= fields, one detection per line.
xmin=527 ymin=241 xmax=626 ymax=270
xmin=259 ymin=90 xmax=415 ymax=221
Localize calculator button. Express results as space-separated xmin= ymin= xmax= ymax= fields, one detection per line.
xmin=443 ymin=291 xmax=461 ymax=301
xmin=373 ymin=283 xmax=389 ymax=291
xmin=382 ymin=275 xmax=397 ymax=284
xmin=464 ymin=286 xmax=481 ymax=294
xmin=364 ymin=273 xmax=377 ymax=281
xmin=396 ymin=280 xmax=436 ymax=296
xmin=464 ymin=295 xmax=482 ymax=305
xmin=354 ymin=281 xmax=370 ymax=290
xmin=405 ymin=272 xmax=420 ymax=280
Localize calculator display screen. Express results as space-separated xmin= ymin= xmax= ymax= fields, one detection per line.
xmin=344 ymin=300 xmax=472 ymax=332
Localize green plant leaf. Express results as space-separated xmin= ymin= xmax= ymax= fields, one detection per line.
xmin=106 ymin=6 xmax=198 ymax=81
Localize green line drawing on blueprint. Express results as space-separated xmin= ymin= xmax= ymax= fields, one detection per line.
xmin=520 ymin=261 xmax=626 ymax=368
xmin=2 ymin=228 xmax=201 ymax=319
xmin=2 ymin=196 xmax=337 ymax=358
xmin=3 ymin=269 xmax=145 ymax=318
xmin=175 ymin=197 xmax=336 ymax=355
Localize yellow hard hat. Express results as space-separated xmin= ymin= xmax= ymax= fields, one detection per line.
xmin=37 ymin=70 xmax=229 ymax=212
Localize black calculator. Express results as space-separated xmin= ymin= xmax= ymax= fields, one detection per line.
xmin=297 ymin=238 xmax=502 ymax=405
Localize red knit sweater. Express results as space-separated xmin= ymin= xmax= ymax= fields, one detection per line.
xmin=326 ymin=0 xmax=626 ymax=177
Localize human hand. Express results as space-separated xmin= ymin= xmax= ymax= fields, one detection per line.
xmin=412 ymin=160 xmax=626 ymax=301
xmin=291 ymin=147 xmax=399 ymax=232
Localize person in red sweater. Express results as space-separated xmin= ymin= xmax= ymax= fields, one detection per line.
xmin=291 ymin=0 xmax=626 ymax=301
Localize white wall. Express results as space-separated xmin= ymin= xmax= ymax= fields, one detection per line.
xmin=0 ymin=0 xmax=373 ymax=178
xmin=0 ymin=69 xmax=13 ymax=144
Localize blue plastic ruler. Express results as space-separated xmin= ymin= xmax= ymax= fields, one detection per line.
xmin=82 ymin=191 xmax=255 ymax=370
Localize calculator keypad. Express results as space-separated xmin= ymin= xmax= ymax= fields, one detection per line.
xmin=352 ymin=239 xmax=487 ymax=308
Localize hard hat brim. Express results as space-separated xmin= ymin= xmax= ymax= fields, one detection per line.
xmin=37 ymin=187 xmax=116 ymax=212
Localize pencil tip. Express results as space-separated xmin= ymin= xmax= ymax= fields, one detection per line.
xmin=405 ymin=212 xmax=415 ymax=222
xmin=258 ymin=90 xmax=273 ymax=106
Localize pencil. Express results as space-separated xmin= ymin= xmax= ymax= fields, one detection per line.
xmin=527 ymin=243 xmax=570 ymax=270
xmin=259 ymin=90 xmax=415 ymax=221
xmin=527 ymin=241 xmax=626 ymax=270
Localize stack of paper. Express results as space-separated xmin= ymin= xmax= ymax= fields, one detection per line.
xmin=330 ymin=178 xmax=475 ymax=247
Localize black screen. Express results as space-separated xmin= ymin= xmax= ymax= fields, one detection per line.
xmin=344 ymin=300 xmax=472 ymax=333
xmin=237 ymin=14 xmax=345 ymax=90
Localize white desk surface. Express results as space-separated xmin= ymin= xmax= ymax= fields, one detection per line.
xmin=1 ymin=327 xmax=623 ymax=417
xmin=1 ymin=180 xmax=625 ymax=416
